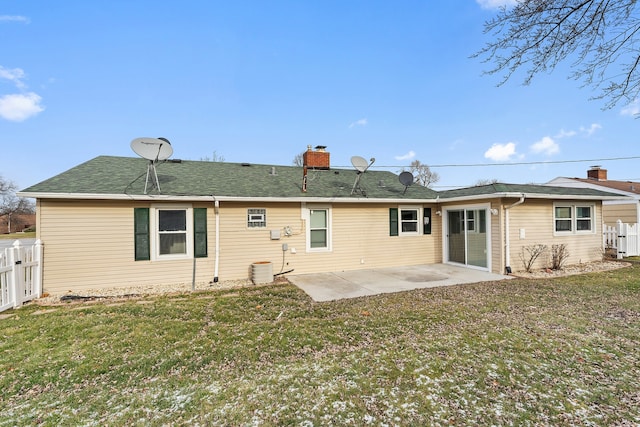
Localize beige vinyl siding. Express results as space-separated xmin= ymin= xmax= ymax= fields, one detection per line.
xmin=38 ymin=200 xmax=216 ymax=293
xmin=216 ymin=202 xmax=440 ymax=279
xmin=38 ymin=200 xmax=441 ymax=292
xmin=506 ymin=199 xmax=603 ymax=273
xmin=602 ymin=202 xmax=638 ymax=225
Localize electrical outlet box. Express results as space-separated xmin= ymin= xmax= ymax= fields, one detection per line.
xmin=282 ymin=243 xmax=288 ymax=251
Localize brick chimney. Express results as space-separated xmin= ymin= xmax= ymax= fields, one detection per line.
xmin=303 ymin=145 xmax=330 ymax=170
xmin=587 ymin=165 xmax=607 ymax=181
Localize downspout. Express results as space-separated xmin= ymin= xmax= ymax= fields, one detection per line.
xmin=213 ymin=197 xmax=220 ymax=283
xmin=504 ymin=194 xmax=525 ymax=274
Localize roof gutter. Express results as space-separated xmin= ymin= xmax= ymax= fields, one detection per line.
xmin=438 ymin=192 xmax=625 ymax=203
xmin=504 ymin=193 xmax=526 ymax=274
xmin=17 ymin=192 xmax=440 ymax=204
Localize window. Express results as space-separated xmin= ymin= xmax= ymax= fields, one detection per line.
xmin=466 ymin=210 xmax=475 ymax=232
xmin=391 ymin=207 xmax=431 ymax=236
xmin=134 ymin=205 xmax=208 ymax=261
xmin=465 ymin=209 xmax=486 ymax=234
xmin=158 ymin=209 xmax=187 ymax=255
xmin=554 ymin=204 xmax=594 ymax=234
xmin=310 ymin=209 xmax=328 ymax=248
xmin=576 ymin=206 xmax=592 ymax=231
xmin=307 ymin=206 xmax=331 ymax=251
xmin=399 ymin=206 xmax=420 ymax=235
xmin=555 ymin=206 xmax=572 ymax=232
xmin=247 ymin=208 xmax=266 ymax=228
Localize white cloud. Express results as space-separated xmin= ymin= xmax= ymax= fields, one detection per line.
xmin=0 ymin=15 xmax=30 ymax=23
xmin=0 ymin=92 xmax=44 ymax=121
xmin=395 ymin=150 xmax=416 ymax=161
xmin=621 ymin=99 xmax=640 ymax=117
xmin=349 ymin=118 xmax=368 ymax=128
xmin=484 ymin=142 xmax=517 ymax=161
xmin=530 ymin=136 xmax=559 ymax=156
xmin=555 ymin=128 xmax=577 ymax=139
xmin=580 ymin=123 xmax=602 ymax=136
xmin=0 ymin=66 xmax=26 ymax=89
xmin=476 ymin=0 xmax=517 ymax=10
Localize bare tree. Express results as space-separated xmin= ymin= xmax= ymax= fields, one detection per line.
xmin=475 ymin=178 xmax=499 ymax=186
xmin=200 ymin=151 xmax=225 ymax=162
xmin=475 ymin=1 xmax=640 ymax=109
xmin=406 ymin=160 xmax=440 ymax=188
xmin=292 ymin=151 xmax=304 ymax=167
xmin=0 ymin=176 xmax=34 ymax=233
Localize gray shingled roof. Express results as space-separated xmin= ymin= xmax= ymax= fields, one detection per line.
xmin=438 ymin=182 xmax=622 ymax=199
xmin=20 ymin=156 xmax=439 ymax=200
xmin=20 ymin=156 xmax=623 ymax=201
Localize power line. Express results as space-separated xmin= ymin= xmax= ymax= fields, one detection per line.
xmin=342 ymin=155 xmax=640 ymax=169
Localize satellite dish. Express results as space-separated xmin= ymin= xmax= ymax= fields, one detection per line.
xmin=399 ymin=171 xmax=414 ymax=194
xmin=399 ymin=171 xmax=414 ymax=186
xmin=350 ymin=155 xmax=375 ymax=195
xmin=351 ymin=156 xmax=370 ymax=173
xmin=131 ymin=137 xmax=173 ymax=161
xmin=130 ymin=137 xmax=173 ymax=194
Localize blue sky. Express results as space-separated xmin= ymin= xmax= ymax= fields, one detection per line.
xmin=1 ymin=0 xmax=638 ymax=190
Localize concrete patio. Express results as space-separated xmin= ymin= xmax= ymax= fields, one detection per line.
xmin=288 ymin=263 xmax=512 ymax=302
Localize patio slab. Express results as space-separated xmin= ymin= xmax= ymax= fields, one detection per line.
xmin=288 ymin=264 xmax=512 ymax=302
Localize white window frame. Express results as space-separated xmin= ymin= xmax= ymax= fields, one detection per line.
xmin=399 ymin=205 xmax=421 ymax=236
xmin=247 ymin=208 xmax=267 ymax=228
xmin=150 ymin=204 xmax=194 ymax=261
xmin=304 ymin=204 xmax=332 ymax=252
xmin=553 ymin=203 xmax=595 ymax=235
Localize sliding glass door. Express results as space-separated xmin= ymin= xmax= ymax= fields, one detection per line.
xmin=447 ymin=208 xmax=488 ymax=268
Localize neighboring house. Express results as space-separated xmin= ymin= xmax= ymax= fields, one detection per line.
xmin=548 ymin=166 xmax=640 ymax=225
xmin=18 ymin=147 xmax=621 ymax=294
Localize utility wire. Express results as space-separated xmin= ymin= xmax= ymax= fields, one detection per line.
xmin=334 ymin=155 xmax=640 ymax=169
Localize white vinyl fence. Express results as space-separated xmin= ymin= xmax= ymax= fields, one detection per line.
xmin=603 ymin=220 xmax=640 ymax=258
xmin=0 ymin=240 xmax=43 ymax=313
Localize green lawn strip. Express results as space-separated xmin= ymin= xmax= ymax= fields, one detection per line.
xmin=1 ymin=268 xmax=639 ymax=425
xmin=0 ymin=232 xmax=36 ymax=240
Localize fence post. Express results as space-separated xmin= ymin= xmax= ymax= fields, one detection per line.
xmin=33 ymin=239 xmax=43 ymax=298
xmin=9 ymin=240 xmax=23 ymax=308
xmin=616 ymin=219 xmax=625 ymax=259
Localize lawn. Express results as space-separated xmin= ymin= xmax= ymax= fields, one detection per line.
xmin=1 ymin=266 xmax=639 ymax=426
xmin=0 ymin=231 xmax=36 ymax=240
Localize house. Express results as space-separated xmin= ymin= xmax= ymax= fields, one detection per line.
xmin=18 ymin=147 xmax=622 ymax=294
xmin=548 ymin=166 xmax=640 ymax=224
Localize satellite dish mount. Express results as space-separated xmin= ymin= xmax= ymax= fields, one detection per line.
xmin=130 ymin=137 xmax=173 ymax=194
xmin=350 ymin=156 xmax=375 ymax=196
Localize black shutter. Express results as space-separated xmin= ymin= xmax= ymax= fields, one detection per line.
xmin=389 ymin=208 xmax=398 ymax=236
xmin=134 ymin=208 xmax=150 ymax=261
xmin=193 ymin=208 xmax=208 ymax=258
xmin=423 ymin=208 xmax=432 ymax=235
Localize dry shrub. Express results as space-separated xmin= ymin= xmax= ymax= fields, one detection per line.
xmin=519 ymin=244 xmax=547 ymax=273
xmin=550 ymin=244 xmax=569 ymax=270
